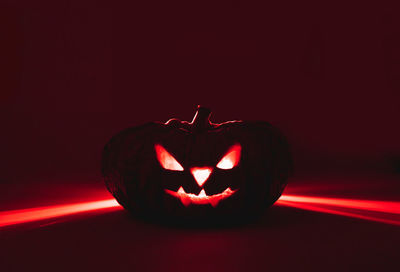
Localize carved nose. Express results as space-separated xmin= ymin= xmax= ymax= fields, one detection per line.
xmin=190 ymin=167 xmax=213 ymax=187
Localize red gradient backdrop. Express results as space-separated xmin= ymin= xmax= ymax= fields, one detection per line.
xmin=1 ymin=0 xmax=399 ymax=184
xmin=1 ymin=1 xmax=400 ymax=271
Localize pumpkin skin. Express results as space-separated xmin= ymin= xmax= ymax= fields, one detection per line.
xmin=101 ymin=106 xmax=293 ymax=224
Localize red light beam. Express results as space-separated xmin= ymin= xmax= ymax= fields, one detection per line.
xmin=0 ymin=198 xmax=121 ymax=228
xmin=279 ymin=195 xmax=400 ymax=214
xmin=2 ymin=194 xmax=400 ymax=228
xmin=277 ymin=195 xmax=400 ymax=226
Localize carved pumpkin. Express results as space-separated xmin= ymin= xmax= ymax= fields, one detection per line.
xmin=101 ymin=106 xmax=292 ymax=223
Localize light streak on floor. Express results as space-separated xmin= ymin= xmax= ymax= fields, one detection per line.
xmin=0 ymin=198 xmax=121 ymax=228
xmin=1 ymin=194 xmax=399 ymax=228
xmin=276 ymin=195 xmax=400 ymax=226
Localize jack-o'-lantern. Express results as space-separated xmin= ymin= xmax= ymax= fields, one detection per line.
xmin=101 ymin=106 xmax=292 ymax=223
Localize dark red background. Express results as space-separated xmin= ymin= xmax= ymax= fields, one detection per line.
xmin=1 ymin=0 xmax=400 ymax=183
xmin=1 ymin=1 xmax=399 ymax=271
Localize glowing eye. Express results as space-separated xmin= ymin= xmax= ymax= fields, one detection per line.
xmin=216 ymin=144 xmax=241 ymax=169
xmin=154 ymin=144 xmax=184 ymax=171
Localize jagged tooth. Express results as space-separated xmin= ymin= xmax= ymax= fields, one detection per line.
xmin=208 ymin=197 xmax=220 ymax=207
xmin=198 ymin=189 xmax=207 ymax=198
xmin=174 ymin=186 xmax=190 ymax=206
xmin=180 ymin=195 xmax=191 ymax=207
xmin=177 ymin=186 xmax=186 ymax=194
xmin=224 ymin=188 xmax=236 ymax=196
xmin=224 ymin=188 xmax=232 ymax=194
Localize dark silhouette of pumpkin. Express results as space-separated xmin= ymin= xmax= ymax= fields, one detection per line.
xmin=101 ymin=106 xmax=293 ymax=224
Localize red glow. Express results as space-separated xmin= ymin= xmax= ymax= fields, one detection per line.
xmin=279 ymin=195 xmax=400 ymax=214
xmin=2 ymin=187 xmax=399 ymax=228
xmin=165 ymin=186 xmax=237 ymax=207
xmin=191 ymin=167 xmax=213 ymax=187
xmin=0 ymin=199 xmax=121 ymax=228
xmin=277 ymin=195 xmax=400 ymax=226
xmin=155 ymin=144 xmax=184 ymax=171
xmin=216 ymin=144 xmax=241 ymax=169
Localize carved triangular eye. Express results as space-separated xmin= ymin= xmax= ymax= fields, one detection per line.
xmin=155 ymin=144 xmax=184 ymax=171
xmin=216 ymin=144 xmax=241 ymax=169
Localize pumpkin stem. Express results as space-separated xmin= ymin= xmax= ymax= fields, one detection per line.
xmin=191 ymin=105 xmax=212 ymax=130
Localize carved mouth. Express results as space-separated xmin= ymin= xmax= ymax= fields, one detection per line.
xmin=165 ymin=186 xmax=237 ymax=207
